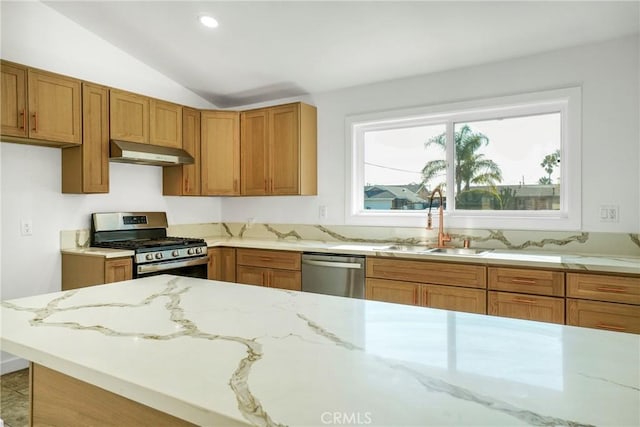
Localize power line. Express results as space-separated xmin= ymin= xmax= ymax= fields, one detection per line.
xmin=364 ymin=161 xmax=422 ymax=174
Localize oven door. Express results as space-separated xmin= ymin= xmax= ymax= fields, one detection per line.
xmin=135 ymin=256 xmax=209 ymax=279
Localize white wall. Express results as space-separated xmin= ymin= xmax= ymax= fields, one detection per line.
xmin=222 ymin=35 xmax=640 ymax=234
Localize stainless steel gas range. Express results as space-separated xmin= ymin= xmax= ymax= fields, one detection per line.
xmin=91 ymin=212 xmax=208 ymax=279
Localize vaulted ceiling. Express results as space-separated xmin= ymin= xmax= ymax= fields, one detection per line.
xmin=43 ymin=1 xmax=639 ymax=107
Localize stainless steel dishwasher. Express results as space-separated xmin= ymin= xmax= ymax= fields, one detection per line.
xmin=301 ymin=253 xmax=366 ymax=298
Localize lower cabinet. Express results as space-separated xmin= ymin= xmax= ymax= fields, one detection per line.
xmin=365 ymin=258 xmax=487 ymax=315
xmin=62 ymin=254 xmax=132 ymax=290
xmin=488 ymin=291 xmax=565 ymax=324
xmin=566 ymin=299 xmax=640 ymax=334
xmin=366 ymin=278 xmax=419 ymax=306
xmin=566 ymin=272 xmax=640 ymax=333
xmin=235 ymin=248 xmax=301 ymax=291
xmin=207 ymin=247 xmax=236 ymax=282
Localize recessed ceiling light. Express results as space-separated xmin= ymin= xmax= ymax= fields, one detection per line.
xmin=199 ymin=15 xmax=218 ymax=28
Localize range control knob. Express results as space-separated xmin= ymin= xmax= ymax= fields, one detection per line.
xmin=155 ymin=252 xmax=163 ymax=260
xmin=195 ymin=247 xmax=203 ymax=254
xmin=145 ymin=254 xmax=154 ymax=261
xmin=187 ymin=248 xmax=195 ymax=255
xmin=172 ymin=250 xmax=179 ymax=257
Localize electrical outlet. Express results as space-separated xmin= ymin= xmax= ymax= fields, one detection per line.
xmin=319 ymin=205 xmax=328 ymax=219
xmin=21 ymin=219 xmax=33 ymax=236
xmin=599 ymin=205 xmax=619 ymax=223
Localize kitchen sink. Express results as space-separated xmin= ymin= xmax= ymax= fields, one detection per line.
xmin=381 ymin=245 xmax=432 ymax=253
xmin=429 ymin=247 xmax=492 ymax=255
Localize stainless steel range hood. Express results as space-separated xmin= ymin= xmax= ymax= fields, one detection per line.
xmin=110 ymin=140 xmax=194 ymax=166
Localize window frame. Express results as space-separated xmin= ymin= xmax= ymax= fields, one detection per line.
xmin=345 ymin=87 xmax=582 ymax=230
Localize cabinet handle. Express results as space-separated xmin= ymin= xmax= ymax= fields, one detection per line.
xmin=19 ymin=109 xmax=26 ymax=129
xmin=270 ymin=178 xmax=273 ymax=192
xmin=595 ymin=323 xmax=626 ymax=332
xmin=32 ymin=112 xmax=38 ymax=131
xmin=264 ymin=179 xmax=268 ymax=192
xmin=595 ymin=286 xmax=627 ymax=293
xmin=233 ymin=179 xmax=238 ymax=192
xmin=512 ymin=297 xmax=536 ymax=304
xmin=259 ymin=257 xmax=273 ymax=262
xmin=511 ymin=278 xmax=537 ymax=285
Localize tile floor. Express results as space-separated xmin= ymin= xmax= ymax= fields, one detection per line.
xmin=0 ymin=369 xmax=29 ymax=427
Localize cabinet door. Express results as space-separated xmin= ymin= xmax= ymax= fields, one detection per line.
xmin=488 ymin=291 xmax=564 ymax=324
xmin=240 ymin=109 xmax=269 ymax=195
xmin=236 ymin=248 xmax=301 ymax=270
xmin=269 ymin=269 xmax=301 ymax=291
xmin=566 ymin=299 xmax=640 ymax=334
xmin=208 ymin=248 xmax=236 ymax=282
xmin=28 ymin=69 xmax=81 ymax=144
xmin=236 ymin=265 xmax=268 ymax=286
xmin=269 ymin=104 xmax=299 ymax=195
xmin=83 ymin=83 xmax=110 ymax=192
xmin=201 ymin=111 xmax=240 ymax=195
xmin=110 ymin=89 xmax=149 ymax=143
xmin=488 ymin=267 xmax=564 ymax=296
xmin=366 ymin=278 xmax=419 ymax=306
xmin=163 ymin=108 xmax=200 ymax=195
xmin=1 ymin=61 xmax=27 ymax=137
xmin=422 ymin=284 xmax=486 ymax=314
xmin=150 ymin=99 xmax=182 ymax=148
xmin=104 ymin=258 xmax=133 ymax=284
xmin=567 ymin=273 xmax=640 ymax=305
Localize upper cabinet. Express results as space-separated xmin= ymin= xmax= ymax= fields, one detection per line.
xmin=62 ymin=83 xmax=110 ymax=193
xmin=163 ymin=107 xmax=201 ymax=196
xmin=1 ymin=61 xmax=81 ymax=146
xmin=201 ymin=110 xmax=240 ymax=196
xmin=109 ymin=89 xmax=149 ymax=143
xmin=150 ymin=98 xmax=182 ymax=148
xmin=241 ymin=102 xmax=316 ymax=196
xmin=1 ymin=62 xmax=27 ymax=137
xmin=110 ymin=89 xmax=182 ymax=148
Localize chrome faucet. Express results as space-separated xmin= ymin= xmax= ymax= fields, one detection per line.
xmin=427 ymin=186 xmax=451 ymax=248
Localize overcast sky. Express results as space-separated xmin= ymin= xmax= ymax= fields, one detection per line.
xmin=364 ymin=113 xmax=561 ymax=189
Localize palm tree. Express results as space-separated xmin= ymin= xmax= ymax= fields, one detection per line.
xmin=539 ymin=149 xmax=560 ymax=184
xmin=422 ymin=125 xmax=503 ymax=196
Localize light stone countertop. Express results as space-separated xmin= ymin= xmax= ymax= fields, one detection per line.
xmin=204 ymin=237 xmax=640 ymax=275
xmin=1 ymin=274 xmax=638 ymax=426
xmin=61 ymin=247 xmax=135 ymax=258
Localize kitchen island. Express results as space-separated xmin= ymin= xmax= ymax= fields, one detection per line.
xmin=1 ymin=275 xmax=639 ymax=426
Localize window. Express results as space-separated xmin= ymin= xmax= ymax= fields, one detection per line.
xmin=347 ymin=88 xmax=581 ymax=230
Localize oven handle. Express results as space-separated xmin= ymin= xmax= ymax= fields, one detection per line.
xmin=137 ymin=256 xmax=209 ymax=275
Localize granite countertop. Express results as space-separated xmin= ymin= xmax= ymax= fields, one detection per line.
xmin=204 ymin=237 xmax=640 ymax=275
xmin=1 ymin=275 xmax=638 ymax=426
xmin=61 ymin=247 xmax=135 ymax=258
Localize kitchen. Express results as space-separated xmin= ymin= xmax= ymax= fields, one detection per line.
xmin=1 ymin=1 xmax=639 ymax=426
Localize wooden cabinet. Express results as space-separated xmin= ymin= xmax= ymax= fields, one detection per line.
xmin=366 ymin=278 xmax=419 ymax=306
xmin=367 ymin=257 xmax=486 ymax=288
xmin=62 ymin=82 xmax=109 ymax=193
xmin=150 ymin=98 xmax=182 ymax=148
xmin=105 ymin=258 xmax=133 ymax=284
xmin=163 ymin=107 xmax=201 ymax=195
xmin=488 ymin=267 xmax=564 ymax=296
xmin=422 ymin=284 xmax=486 ymax=314
xmin=236 ymin=248 xmax=301 ymax=291
xmin=240 ymin=102 xmax=316 ymax=195
xmin=208 ymin=247 xmax=236 ymax=282
xmin=365 ymin=257 xmax=487 ymax=314
xmin=62 ymin=254 xmax=132 ymax=290
xmin=566 ymin=272 xmax=640 ymax=333
xmin=488 ymin=267 xmax=565 ymax=324
xmin=566 ymin=299 xmax=640 ymax=334
xmin=1 ymin=61 xmax=81 ymax=146
xmin=201 ymin=110 xmax=240 ymax=195
xmin=488 ymin=291 xmax=565 ymax=324
xmin=1 ymin=61 xmax=27 ymax=137
xmin=110 ymin=89 xmax=149 ymax=144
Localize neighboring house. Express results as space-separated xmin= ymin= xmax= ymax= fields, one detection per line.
xmin=458 ymin=184 xmax=561 ymax=210
xmin=364 ymin=185 xmax=429 ymax=210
